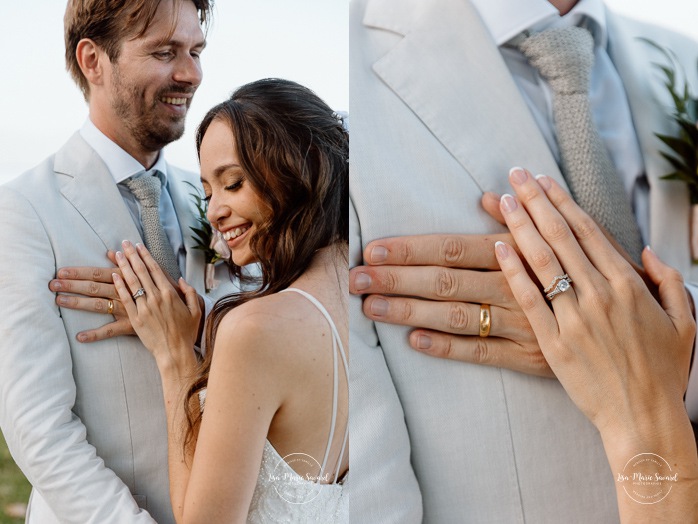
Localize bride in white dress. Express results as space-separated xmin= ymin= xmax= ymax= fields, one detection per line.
xmin=110 ymin=78 xmax=348 ymax=522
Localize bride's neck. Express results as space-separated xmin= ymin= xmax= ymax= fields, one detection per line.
xmin=295 ymin=242 xmax=348 ymax=293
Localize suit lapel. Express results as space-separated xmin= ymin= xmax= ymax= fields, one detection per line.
xmin=365 ymin=0 xmax=564 ymax=194
xmin=55 ymin=133 xmax=142 ymax=252
xmin=606 ymin=11 xmax=697 ymax=278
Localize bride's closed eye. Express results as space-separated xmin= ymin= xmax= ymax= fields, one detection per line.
xmin=224 ymin=177 xmax=245 ymax=192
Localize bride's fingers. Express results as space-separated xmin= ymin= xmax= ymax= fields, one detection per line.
xmin=507 ymin=168 xmax=597 ymax=285
xmin=134 ymin=243 xmax=174 ymax=291
xmin=534 ymin=174 xmax=631 ymax=280
xmin=120 ymin=240 xmax=157 ymax=295
xmin=494 ymin=241 xmax=558 ymax=340
xmin=112 ymin=273 xmax=138 ymax=320
xmin=178 ymin=278 xmax=200 ymax=316
xmin=114 ymin=250 xmax=144 ymax=298
xmin=499 ymin=193 xmax=578 ymax=309
xmin=642 ymin=247 xmax=695 ymax=330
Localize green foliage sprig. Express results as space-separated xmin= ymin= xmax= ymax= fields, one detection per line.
xmin=183 ymin=181 xmax=224 ymax=264
xmin=642 ymin=38 xmax=698 ymax=204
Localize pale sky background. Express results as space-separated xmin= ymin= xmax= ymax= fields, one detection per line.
xmin=0 ymin=1 xmax=697 ymax=184
xmin=0 ymin=1 xmax=348 ymax=183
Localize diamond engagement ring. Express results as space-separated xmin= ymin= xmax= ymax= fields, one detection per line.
xmin=545 ymin=275 xmax=573 ymax=301
xmin=132 ymin=288 xmax=146 ymax=300
xmin=544 ymin=273 xmax=571 ymax=293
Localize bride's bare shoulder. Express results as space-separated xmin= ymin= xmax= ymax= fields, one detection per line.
xmin=211 ymin=291 xmax=328 ymax=362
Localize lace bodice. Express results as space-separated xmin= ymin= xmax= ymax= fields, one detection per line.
xmin=246 ymin=440 xmax=348 ymax=522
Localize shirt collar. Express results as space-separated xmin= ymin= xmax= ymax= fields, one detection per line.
xmin=471 ymin=0 xmax=607 ymax=48
xmin=79 ymin=118 xmax=169 ymax=185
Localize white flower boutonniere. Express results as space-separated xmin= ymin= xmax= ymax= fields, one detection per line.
xmin=643 ymin=38 xmax=698 ymax=263
xmin=184 ymin=181 xmax=231 ymax=292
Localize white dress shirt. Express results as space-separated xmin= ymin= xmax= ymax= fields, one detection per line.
xmin=470 ymin=0 xmax=698 ymax=418
xmin=80 ymin=119 xmax=186 ymax=274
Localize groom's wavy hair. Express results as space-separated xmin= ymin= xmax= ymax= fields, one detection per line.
xmin=184 ymin=78 xmax=349 ymax=448
xmin=64 ymin=0 xmax=213 ymax=100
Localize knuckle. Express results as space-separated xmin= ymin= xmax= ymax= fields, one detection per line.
xmin=89 ymin=282 xmax=100 ymax=295
xmin=399 ymin=301 xmax=415 ymax=323
xmin=447 ymin=303 xmax=471 ymax=331
xmin=93 ymin=298 xmax=104 ymax=311
xmin=518 ymin=187 xmax=539 ymax=204
xmin=435 ymin=269 xmax=458 ymax=299
xmin=440 ymin=237 xmax=466 ymax=265
xmin=92 ymin=268 xmax=102 ymax=279
xmin=518 ymin=288 xmax=540 ymax=312
xmin=440 ymin=338 xmax=456 ymax=360
xmin=530 ymin=248 xmax=556 ymax=271
xmin=472 ymin=338 xmax=490 ymax=364
xmin=542 ymin=219 xmax=570 ymax=242
xmin=379 ymin=269 xmax=400 ymax=293
xmin=571 ymin=216 xmax=597 ymax=240
xmin=398 ymin=240 xmax=417 ymax=265
xmin=105 ymin=328 xmax=114 ymax=338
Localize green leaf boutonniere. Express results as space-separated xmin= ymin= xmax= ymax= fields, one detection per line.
xmin=184 ymin=181 xmax=231 ymax=292
xmin=643 ymin=38 xmax=698 ymax=262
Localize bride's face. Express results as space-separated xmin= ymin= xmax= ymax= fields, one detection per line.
xmin=200 ymin=119 xmax=270 ymax=267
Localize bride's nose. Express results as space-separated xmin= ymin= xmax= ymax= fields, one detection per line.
xmin=206 ymin=191 xmax=231 ymax=226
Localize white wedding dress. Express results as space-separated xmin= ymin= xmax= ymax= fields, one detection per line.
xmin=203 ymin=288 xmax=349 ymax=523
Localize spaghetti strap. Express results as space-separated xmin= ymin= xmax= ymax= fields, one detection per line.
xmin=279 ymin=287 xmax=348 ymax=484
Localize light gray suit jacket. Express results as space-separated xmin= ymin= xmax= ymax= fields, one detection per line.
xmin=350 ymin=0 xmax=698 ymax=522
xmin=0 ymin=132 xmax=236 ymax=523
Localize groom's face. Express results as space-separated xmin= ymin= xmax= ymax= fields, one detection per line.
xmin=103 ymin=0 xmax=205 ymax=152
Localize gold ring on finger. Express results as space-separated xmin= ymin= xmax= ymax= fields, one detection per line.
xmin=479 ymin=304 xmax=491 ymax=338
xmin=107 ymin=299 xmax=114 ymax=315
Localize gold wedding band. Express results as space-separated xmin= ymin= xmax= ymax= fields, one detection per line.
xmin=107 ymin=299 xmax=114 ymax=315
xmin=479 ymin=304 xmax=491 ymax=338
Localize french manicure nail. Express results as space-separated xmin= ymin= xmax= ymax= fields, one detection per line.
xmin=370 ymin=245 xmax=388 ymax=263
xmin=535 ymin=174 xmax=552 ymax=190
xmin=369 ymin=297 xmax=389 ymax=317
xmin=500 ymin=194 xmax=517 ymax=213
xmin=115 ymin=251 xmax=124 ymax=261
xmin=416 ymin=334 xmax=432 ymax=350
xmin=509 ymin=167 xmax=527 ymax=185
xmin=495 ymin=241 xmax=509 ymax=259
xmin=354 ymin=272 xmax=372 ymax=291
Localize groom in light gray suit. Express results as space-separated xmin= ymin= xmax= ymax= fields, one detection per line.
xmin=351 ymin=0 xmax=698 ymax=521
xmin=0 ymin=1 xmax=236 ymax=522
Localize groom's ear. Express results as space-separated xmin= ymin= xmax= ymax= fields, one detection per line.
xmin=75 ymin=38 xmax=106 ymax=95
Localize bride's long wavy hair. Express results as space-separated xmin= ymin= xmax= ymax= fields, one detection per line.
xmin=184 ymin=78 xmax=349 ymax=448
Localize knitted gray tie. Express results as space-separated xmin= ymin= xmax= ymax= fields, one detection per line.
xmin=518 ymin=26 xmax=644 ymax=262
xmin=125 ymin=171 xmax=182 ymax=281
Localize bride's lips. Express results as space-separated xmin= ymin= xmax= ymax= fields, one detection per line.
xmin=221 ymin=224 xmax=252 ymax=249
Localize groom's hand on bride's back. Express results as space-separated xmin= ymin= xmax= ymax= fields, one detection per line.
xmin=349 ymin=191 xmax=658 ymax=378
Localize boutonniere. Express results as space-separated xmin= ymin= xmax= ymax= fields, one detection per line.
xmin=184 ymin=181 xmax=231 ymax=292
xmin=643 ymin=38 xmax=698 ymax=263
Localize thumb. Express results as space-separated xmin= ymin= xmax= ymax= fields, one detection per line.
xmin=481 ymin=192 xmax=505 ymax=225
xmin=642 ymin=246 xmax=693 ymax=327
xmin=179 ymin=278 xmax=200 ymax=315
